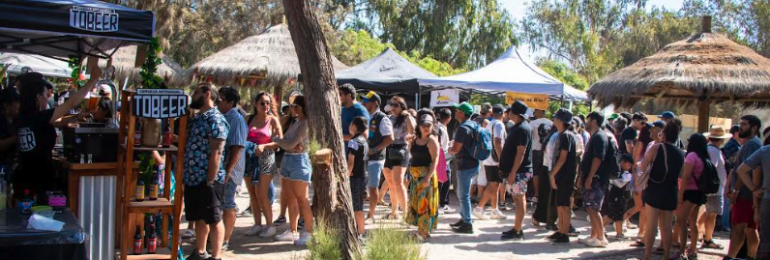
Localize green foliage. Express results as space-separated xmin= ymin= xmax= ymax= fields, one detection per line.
xmin=307 ymin=220 xmax=343 ymax=260
xmin=364 ymin=227 xmax=424 ymax=260
xmin=140 ymin=37 xmax=165 ymax=89
xmin=537 ymin=59 xmax=589 ymax=91
xmin=67 ymin=57 xmax=85 ymax=87
xmin=137 ymin=152 xmax=156 ymax=182
xmin=681 ymin=0 xmax=770 ymax=58
xmin=468 ymin=93 xmax=505 ymax=107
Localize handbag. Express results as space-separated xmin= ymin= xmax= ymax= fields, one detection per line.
xmin=386 ymin=144 xmax=407 ymax=161
xmin=436 ymin=149 xmax=448 ymax=183
xmin=637 ymin=143 xmax=669 ymax=190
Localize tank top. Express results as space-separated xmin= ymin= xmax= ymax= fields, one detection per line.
xmin=248 ymin=116 xmax=272 ymax=144
xmin=410 ymin=140 xmax=432 ymax=167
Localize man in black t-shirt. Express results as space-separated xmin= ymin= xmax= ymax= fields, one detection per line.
xmin=499 ymin=101 xmax=533 ymax=240
xmin=548 ymin=108 xmax=577 ymax=244
xmin=619 ymin=112 xmax=647 ymax=155
xmin=580 ymin=112 xmax=615 ymax=247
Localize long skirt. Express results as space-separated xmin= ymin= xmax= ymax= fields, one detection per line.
xmin=405 ymin=166 xmax=439 ymax=233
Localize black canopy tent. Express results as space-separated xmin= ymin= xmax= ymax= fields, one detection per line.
xmin=0 ymin=0 xmax=155 ymax=61
xmin=335 ymin=48 xmax=437 ymax=96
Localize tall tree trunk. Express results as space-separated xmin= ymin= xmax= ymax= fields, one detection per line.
xmin=282 ymin=1 xmax=360 ymax=259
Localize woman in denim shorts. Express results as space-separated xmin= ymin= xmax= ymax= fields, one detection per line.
xmin=273 ymin=96 xmax=312 ymax=246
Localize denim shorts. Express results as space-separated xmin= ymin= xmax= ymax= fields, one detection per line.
xmin=367 ymin=160 xmax=385 ymax=188
xmin=222 ymin=179 xmax=238 ymax=210
xmin=281 ymin=153 xmax=312 ymax=182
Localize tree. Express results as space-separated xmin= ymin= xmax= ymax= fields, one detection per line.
xmin=682 ymin=0 xmax=770 ymax=58
xmin=282 ymin=0 xmax=360 ymax=259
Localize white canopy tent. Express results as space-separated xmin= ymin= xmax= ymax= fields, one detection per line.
xmin=0 ymin=52 xmax=72 ymax=78
xmin=418 ymin=47 xmax=589 ymax=102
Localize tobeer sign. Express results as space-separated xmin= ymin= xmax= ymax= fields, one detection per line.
xmin=132 ymin=89 xmax=188 ymax=119
xmin=70 ymin=6 xmax=119 ymax=32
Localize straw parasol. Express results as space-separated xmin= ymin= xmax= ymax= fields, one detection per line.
xmin=187 ymin=23 xmax=348 ymax=87
xmin=588 ymin=17 xmax=770 ymax=132
xmin=98 ymin=45 xmax=185 ymax=86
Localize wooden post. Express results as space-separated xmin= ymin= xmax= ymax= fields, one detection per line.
xmin=698 ymin=100 xmax=711 ymax=133
xmin=311 ymin=149 xmax=335 ymax=218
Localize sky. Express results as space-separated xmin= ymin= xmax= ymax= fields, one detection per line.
xmin=500 ymin=0 xmax=686 ymax=59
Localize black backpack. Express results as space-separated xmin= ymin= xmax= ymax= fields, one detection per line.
xmin=695 ymin=157 xmax=720 ymax=195
xmin=604 ymin=133 xmax=622 ymax=179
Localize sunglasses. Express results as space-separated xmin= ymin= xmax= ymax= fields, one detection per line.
xmin=390 ymin=103 xmax=401 ymax=108
xmin=259 ymin=101 xmax=271 ymax=107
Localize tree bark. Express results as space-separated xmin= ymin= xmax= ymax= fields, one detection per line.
xmin=282 ymin=1 xmax=360 ymax=259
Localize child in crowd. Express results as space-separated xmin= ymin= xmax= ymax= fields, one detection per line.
xmin=347 ymin=116 xmax=369 ymax=241
xmin=602 ymin=153 xmax=634 ymax=240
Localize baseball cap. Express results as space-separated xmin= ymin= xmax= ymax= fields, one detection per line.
xmin=651 ymin=120 xmax=666 ymax=129
xmin=418 ymin=114 xmax=435 ymax=126
xmin=360 ymin=91 xmax=381 ymax=104
xmin=492 ymin=104 xmax=505 ymax=115
xmin=608 ymin=113 xmax=619 ymax=120
xmin=729 ymin=124 xmax=740 ymax=134
xmin=507 ymin=100 xmax=528 ymax=117
xmin=658 ymin=111 xmax=676 ymax=119
xmin=453 ymin=102 xmax=474 ymax=117
xmin=554 ymin=108 xmax=573 ymax=123
xmin=339 ymin=83 xmax=356 ymax=96
xmin=480 ymin=102 xmax=492 ymax=114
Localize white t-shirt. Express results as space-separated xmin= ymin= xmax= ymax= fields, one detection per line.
xmin=378 ymin=115 xmax=394 ymax=137
xmin=530 ymin=118 xmax=553 ymax=151
xmin=707 ymin=145 xmax=728 ymax=195
xmin=483 ymin=119 xmax=506 ymax=166
xmin=544 ymin=132 xmax=559 ymax=170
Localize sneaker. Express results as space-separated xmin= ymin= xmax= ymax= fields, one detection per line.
xmin=626 ymin=221 xmax=638 ymax=230
xmin=450 ymin=220 xmax=464 ymax=228
xmin=578 ymin=237 xmax=595 ymax=245
xmin=451 ymin=222 xmax=474 ymax=234
xmin=501 ymin=229 xmax=523 ymax=240
xmin=568 ymin=225 xmax=580 ymax=237
xmin=553 ymin=233 xmax=570 ymax=244
xmin=275 ymin=230 xmax=298 ymax=242
xmin=240 ymin=207 xmax=252 ymax=217
xmin=472 ymin=207 xmax=489 ymax=220
xmin=274 ymin=215 xmax=287 ymax=224
xmin=295 ymin=232 xmax=311 ymax=246
xmin=545 ymin=223 xmax=558 ymax=231
xmin=221 ymin=241 xmax=230 ymax=251
xmin=259 ymin=226 xmax=277 ymax=238
xmin=615 ymin=234 xmax=628 ymax=241
xmin=244 ymin=225 xmax=264 ymax=236
xmin=186 ymin=251 xmax=209 ymax=260
xmin=489 ymin=209 xmax=507 ymax=220
xmin=546 ymin=232 xmax=560 ymax=240
xmin=502 ymin=228 xmax=517 ymax=236
xmin=687 ymin=252 xmax=698 ymax=260
xmin=586 ymin=238 xmax=608 ymax=248
xmin=531 ymin=197 xmax=539 ymax=203
xmin=440 ymin=205 xmax=455 ymax=213
xmin=205 ymin=257 xmax=222 ymax=260
xmin=182 ymin=229 xmax=196 ymax=239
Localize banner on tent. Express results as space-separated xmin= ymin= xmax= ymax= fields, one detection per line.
xmin=430 ymin=89 xmax=460 ymax=108
xmin=505 ymin=92 xmax=549 ymax=110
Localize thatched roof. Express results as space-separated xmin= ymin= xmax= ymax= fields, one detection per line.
xmin=589 ymin=32 xmax=770 ymax=108
xmin=98 ymin=45 xmax=184 ymax=86
xmin=187 ymin=24 xmax=348 ymax=87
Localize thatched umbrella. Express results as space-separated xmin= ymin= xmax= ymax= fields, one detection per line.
xmin=187 ymin=23 xmax=348 ymax=87
xmin=98 ymin=45 xmax=185 ymax=87
xmin=589 ymin=17 xmax=770 ymax=132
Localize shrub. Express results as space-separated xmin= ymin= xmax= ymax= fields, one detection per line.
xmin=365 ymin=227 xmax=425 ymax=260
xmin=306 ymin=219 xmax=342 ymax=260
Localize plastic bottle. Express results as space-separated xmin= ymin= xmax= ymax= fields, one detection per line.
xmin=135 ymin=179 xmax=145 ymax=202
xmin=133 ymin=225 xmax=142 ymax=255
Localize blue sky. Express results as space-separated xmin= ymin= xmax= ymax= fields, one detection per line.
xmin=501 ymin=0 xmax=685 ymax=59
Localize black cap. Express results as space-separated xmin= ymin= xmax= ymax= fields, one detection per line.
xmin=507 ymin=100 xmax=528 ymax=117
xmin=492 ymin=104 xmax=505 ymax=115
xmin=339 ymin=83 xmax=356 ymax=96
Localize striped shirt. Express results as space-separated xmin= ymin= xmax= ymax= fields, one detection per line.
xmin=224 ymin=107 xmax=247 ymax=185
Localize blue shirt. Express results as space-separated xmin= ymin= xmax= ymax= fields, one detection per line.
xmin=184 ymin=107 xmax=229 ymax=186
xmin=223 ymin=108 xmax=247 ymax=185
xmin=341 ymin=102 xmax=369 ymax=136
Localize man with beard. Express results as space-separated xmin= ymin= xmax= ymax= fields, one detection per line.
xmin=185 ymin=83 xmax=230 ymax=260
xmin=360 ymin=91 xmax=393 ymax=221
xmin=724 ymin=115 xmax=762 ymax=260
xmin=339 ymin=84 xmax=369 ymax=142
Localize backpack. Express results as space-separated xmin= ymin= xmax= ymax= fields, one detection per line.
xmin=463 ymin=121 xmax=492 ymax=161
xmin=604 ymin=133 xmax=622 ymax=179
xmin=695 ymin=157 xmax=720 ymax=195
xmin=538 ymin=123 xmax=552 ymax=149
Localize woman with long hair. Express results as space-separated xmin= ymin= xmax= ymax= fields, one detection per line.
xmin=382 ymin=96 xmax=415 ymax=220
xmin=406 ymin=109 xmax=440 ymax=241
xmin=674 ymin=133 xmax=710 ymax=259
xmin=273 ymin=96 xmax=312 ymax=245
xmin=244 ymin=92 xmax=282 ymax=237
xmin=641 ymin=119 xmax=685 ymax=260
xmin=628 ymin=121 xmax=664 ymax=246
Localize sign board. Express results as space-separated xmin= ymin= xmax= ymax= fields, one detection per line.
xmin=70 ymin=6 xmax=119 ymax=32
xmin=430 ymin=89 xmax=460 ymax=108
xmin=132 ymin=89 xmax=188 ymax=119
xmin=505 ymin=92 xmax=549 ymax=110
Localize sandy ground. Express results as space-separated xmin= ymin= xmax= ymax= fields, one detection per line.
xmin=179 ymin=175 xmax=731 ymax=260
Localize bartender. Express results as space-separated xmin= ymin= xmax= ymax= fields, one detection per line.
xmin=13 ymin=68 xmax=102 ymax=199
xmin=0 ymin=87 xmax=20 ymax=168
xmin=76 ymin=84 xmax=113 ymax=123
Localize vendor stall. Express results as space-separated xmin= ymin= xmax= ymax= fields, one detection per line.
xmin=335 ymin=48 xmax=437 ymax=96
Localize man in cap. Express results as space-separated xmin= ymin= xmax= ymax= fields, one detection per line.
xmin=360 ymin=91 xmax=393 ymax=220
xmin=498 ymin=101 xmax=533 ymax=239
xmin=548 ymin=108 xmax=578 ymax=244
xmin=530 ymin=108 xmax=553 ymax=206
xmin=474 ymin=104 xmax=508 ymax=221
xmin=339 ymin=83 xmax=370 ymax=141
xmin=449 ymin=102 xmax=481 ymax=234
xmin=698 ymin=125 xmax=732 ymax=250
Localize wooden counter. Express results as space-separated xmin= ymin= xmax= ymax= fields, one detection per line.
xmin=53 ymin=158 xmax=138 ymax=217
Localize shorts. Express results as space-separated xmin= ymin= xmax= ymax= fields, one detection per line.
xmin=554 ymin=178 xmax=575 ymax=207
xmin=281 ymin=153 xmax=312 ymax=182
xmin=683 ymin=190 xmax=707 ymax=205
xmin=506 ymin=172 xmax=532 ymax=196
xmin=705 ymin=194 xmax=724 ymax=214
xmin=221 ymin=179 xmax=239 ymax=210
xmin=243 ymin=147 xmax=277 ymax=179
xmin=601 ymin=185 xmax=629 ymax=221
xmin=184 ymin=183 xmax=224 ymax=224
xmin=384 ymin=144 xmax=409 ymax=169
xmin=367 ymin=161 xmax=385 ymax=188
xmin=582 ymin=181 xmax=606 ymax=211
xmin=759 ymin=199 xmax=770 ymax=259
xmin=473 ymin=167 xmax=488 ymax=186
xmin=485 ymin=165 xmax=503 ymax=183
xmin=350 ymin=177 xmax=366 ymax=212
xmin=731 ymin=198 xmax=757 ymax=229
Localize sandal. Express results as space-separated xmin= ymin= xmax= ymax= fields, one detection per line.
xmin=653 ymin=247 xmax=664 ymax=255
xmin=701 ymin=240 xmax=723 ymax=249
xmin=630 ymin=240 xmax=645 ymax=247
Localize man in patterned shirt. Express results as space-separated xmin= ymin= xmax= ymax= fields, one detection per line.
xmin=185 ymin=83 xmax=229 ymax=260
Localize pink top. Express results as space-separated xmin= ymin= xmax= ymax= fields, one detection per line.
xmin=684 ymin=152 xmax=704 ymax=191
xmin=248 ymin=117 xmax=273 ymax=144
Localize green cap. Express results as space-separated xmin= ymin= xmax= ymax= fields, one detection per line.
xmin=608 ymin=113 xmax=619 ymax=120
xmin=453 ymin=102 xmax=474 ymax=116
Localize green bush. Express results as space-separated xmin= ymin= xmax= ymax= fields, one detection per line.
xmin=306 ymin=220 xmax=342 ymax=260
xmin=365 ymin=227 xmax=425 ymax=260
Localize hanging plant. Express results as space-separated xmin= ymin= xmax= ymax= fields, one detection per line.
xmin=68 ymin=56 xmax=85 ymax=87
xmin=140 ymin=37 xmax=165 ymax=89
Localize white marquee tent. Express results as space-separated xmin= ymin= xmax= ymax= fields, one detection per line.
xmin=1 ymin=52 xmax=72 ymax=78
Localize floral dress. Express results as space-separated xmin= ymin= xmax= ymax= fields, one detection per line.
xmin=405 ymin=141 xmax=438 ymax=233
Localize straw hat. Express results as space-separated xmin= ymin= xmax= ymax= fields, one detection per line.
xmin=703 ymin=125 xmax=732 ymax=139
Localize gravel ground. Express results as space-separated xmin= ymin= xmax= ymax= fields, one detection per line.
xmin=179 ymin=176 xmax=731 ymax=260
